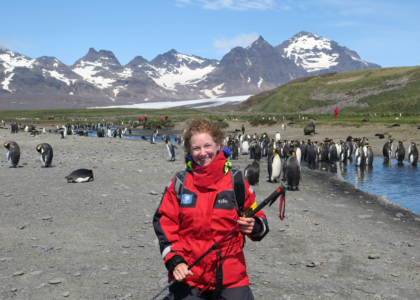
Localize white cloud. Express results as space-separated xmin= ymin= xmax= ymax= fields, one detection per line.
xmin=176 ymin=0 xmax=277 ymax=10
xmin=213 ymin=33 xmax=259 ymax=53
xmin=0 ymin=37 xmax=32 ymax=51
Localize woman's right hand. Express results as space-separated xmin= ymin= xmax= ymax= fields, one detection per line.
xmin=173 ymin=263 xmax=193 ymax=282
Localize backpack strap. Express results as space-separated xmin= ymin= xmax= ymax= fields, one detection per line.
xmin=230 ymin=169 xmax=246 ymax=216
xmin=173 ymin=170 xmax=188 ymax=200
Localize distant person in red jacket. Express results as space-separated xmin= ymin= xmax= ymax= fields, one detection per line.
xmin=153 ymin=118 xmax=268 ymax=300
xmin=159 ymin=116 xmax=163 ymax=121
xmin=165 ymin=115 xmax=168 ymax=120
xmin=139 ymin=117 xmax=144 ymax=122
xmin=334 ymin=108 xmax=338 ymax=118
xmin=145 ymin=116 xmax=148 ymax=121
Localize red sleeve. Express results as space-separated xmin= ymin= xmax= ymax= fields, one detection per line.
xmin=153 ymin=179 xmax=184 ymax=263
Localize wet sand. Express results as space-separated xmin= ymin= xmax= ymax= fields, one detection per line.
xmin=0 ymin=121 xmax=419 ymax=300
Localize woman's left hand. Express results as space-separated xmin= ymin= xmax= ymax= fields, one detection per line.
xmin=237 ymin=217 xmax=255 ymax=234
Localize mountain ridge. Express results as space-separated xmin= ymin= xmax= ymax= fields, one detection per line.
xmin=0 ymin=32 xmax=381 ymax=110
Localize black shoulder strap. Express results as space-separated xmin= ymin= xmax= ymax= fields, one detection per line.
xmin=173 ymin=170 xmax=188 ymax=200
xmin=230 ymin=169 xmax=246 ymax=215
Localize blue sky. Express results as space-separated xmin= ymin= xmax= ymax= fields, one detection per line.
xmin=1 ymin=0 xmax=419 ymax=68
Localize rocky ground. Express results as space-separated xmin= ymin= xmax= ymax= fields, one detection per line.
xmin=0 ymin=120 xmax=419 ymax=300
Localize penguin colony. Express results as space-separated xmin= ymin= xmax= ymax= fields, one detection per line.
xmin=223 ymin=125 xmax=419 ymax=191
xmin=3 ymin=119 xmax=418 ymax=189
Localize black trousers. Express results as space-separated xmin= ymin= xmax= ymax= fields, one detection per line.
xmin=164 ymin=282 xmax=254 ymax=300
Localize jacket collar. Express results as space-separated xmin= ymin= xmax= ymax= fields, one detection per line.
xmin=190 ymin=151 xmax=227 ymax=189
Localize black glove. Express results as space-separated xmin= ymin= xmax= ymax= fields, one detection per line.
xmin=165 ymin=255 xmax=187 ymax=273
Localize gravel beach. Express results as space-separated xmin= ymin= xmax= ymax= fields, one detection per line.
xmin=1 ymin=121 xmax=419 ymax=300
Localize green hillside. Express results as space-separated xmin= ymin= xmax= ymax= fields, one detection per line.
xmin=238 ymin=66 xmax=420 ymax=113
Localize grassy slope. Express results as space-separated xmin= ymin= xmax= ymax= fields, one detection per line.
xmin=238 ymin=66 xmax=420 ymax=113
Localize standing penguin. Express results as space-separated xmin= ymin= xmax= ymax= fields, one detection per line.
xmin=241 ymin=124 xmax=245 ymax=134
xmin=383 ymin=140 xmax=393 ymax=160
xmin=267 ymin=149 xmax=281 ymax=182
xmin=365 ymin=146 xmax=374 ymax=165
xmin=345 ymin=136 xmax=354 ymax=157
xmin=307 ymin=142 xmax=318 ymax=167
xmin=328 ymin=142 xmax=338 ymax=163
xmin=36 ymin=143 xmax=53 ymax=167
xmin=395 ymin=141 xmax=405 ymax=163
xmin=252 ymin=142 xmax=262 ymax=162
xmin=241 ymin=138 xmax=249 ymax=155
xmin=244 ymin=161 xmax=260 ymax=185
xmin=165 ymin=140 xmax=177 ymax=162
xmin=150 ymin=132 xmax=159 ymax=144
xmin=286 ymin=150 xmax=301 ymax=191
xmin=4 ymin=141 xmax=20 ymax=168
xmin=275 ymin=132 xmax=281 ymax=142
xmin=408 ymin=142 xmax=418 ymax=165
xmin=229 ymin=140 xmax=239 ymax=160
xmin=65 ymin=169 xmax=94 ymax=183
xmin=355 ymin=145 xmax=365 ymax=167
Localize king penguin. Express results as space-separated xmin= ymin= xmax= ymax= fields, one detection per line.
xmin=395 ymin=141 xmax=405 ymax=163
xmin=65 ymin=169 xmax=94 ymax=183
xmin=355 ymin=145 xmax=365 ymax=167
xmin=365 ymin=145 xmax=374 ymax=165
xmin=244 ymin=161 xmax=260 ymax=186
xmin=307 ymin=142 xmax=318 ymax=167
xmin=165 ymin=140 xmax=177 ymax=162
xmin=383 ymin=140 xmax=393 ymax=160
xmin=241 ymin=138 xmax=249 ymax=155
xmin=268 ymin=149 xmax=281 ymax=182
xmin=408 ymin=142 xmax=418 ymax=165
xmin=286 ymin=150 xmax=301 ymax=191
xmin=4 ymin=141 xmax=20 ymax=168
xmin=36 ymin=143 xmax=53 ymax=167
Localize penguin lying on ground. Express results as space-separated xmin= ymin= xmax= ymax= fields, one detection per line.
xmin=4 ymin=141 xmax=20 ymax=168
xmin=65 ymin=169 xmax=94 ymax=183
xmin=36 ymin=143 xmax=53 ymax=167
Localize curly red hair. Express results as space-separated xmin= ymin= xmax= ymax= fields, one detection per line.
xmin=183 ymin=118 xmax=225 ymax=162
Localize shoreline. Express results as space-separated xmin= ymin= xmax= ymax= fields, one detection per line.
xmin=1 ymin=123 xmax=420 ymax=299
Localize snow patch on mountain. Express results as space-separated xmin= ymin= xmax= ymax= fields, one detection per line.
xmin=1 ymin=72 xmax=14 ymax=92
xmin=72 ymin=60 xmax=116 ymax=89
xmin=1 ymin=51 xmax=36 ymax=74
xmin=44 ymin=70 xmax=73 ymax=85
xmin=146 ymin=64 xmax=216 ymax=91
xmin=282 ymin=34 xmax=339 ymax=72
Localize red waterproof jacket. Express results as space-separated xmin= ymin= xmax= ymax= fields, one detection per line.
xmin=153 ymin=152 xmax=269 ymax=290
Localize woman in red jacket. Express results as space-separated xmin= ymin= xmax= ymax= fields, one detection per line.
xmin=153 ymin=118 xmax=269 ymax=300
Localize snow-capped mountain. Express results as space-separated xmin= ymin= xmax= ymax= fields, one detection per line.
xmin=196 ymin=36 xmax=307 ymax=97
xmin=0 ymin=32 xmax=382 ymax=109
xmin=275 ymin=31 xmax=380 ymax=74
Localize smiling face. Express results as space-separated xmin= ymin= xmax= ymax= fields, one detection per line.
xmin=190 ymin=132 xmax=221 ymax=167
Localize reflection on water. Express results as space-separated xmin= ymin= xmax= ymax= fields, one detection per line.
xmin=304 ymin=158 xmax=420 ymax=215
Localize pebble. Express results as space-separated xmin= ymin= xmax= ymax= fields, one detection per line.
xmin=278 ymin=228 xmax=286 ymax=232
xmin=368 ymin=254 xmax=380 ymax=259
xmin=11 ymin=288 xmax=17 ymax=292
xmin=74 ymin=272 xmax=82 ymax=277
xmin=62 ymin=291 xmax=70 ymax=297
xmin=150 ymin=190 xmax=158 ymax=195
xmin=22 ymin=162 xmax=27 ymax=165
xmin=396 ymin=213 xmax=404 ymax=218
xmin=122 ymin=243 xmax=131 ymax=248
xmin=42 ymin=216 xmax=53 ymax=220
xmin=29 ymin=270 xmax=43 ymax=275
xmin=4 ymin=193 xmax=12 ymax=197
xmin=13 ymin=271 xmax=24 ymax=276
xmin=358 ymin=215 xmax=372 ymax=220
xmin=41 ymin=246 xmax=53 ymax=251
xmin=17 ymin=223 xmax=30 ymax=230
xmin=49 ymin=279 xmax=62 ymax=284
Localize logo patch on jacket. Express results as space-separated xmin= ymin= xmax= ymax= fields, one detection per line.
xmin=181 ymin=194 xmax=193 ymax=204
xmin=179 ymin=188 xmax=197 ymax=208
xmin=214 ymin=190 xmax=235 ymax=210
